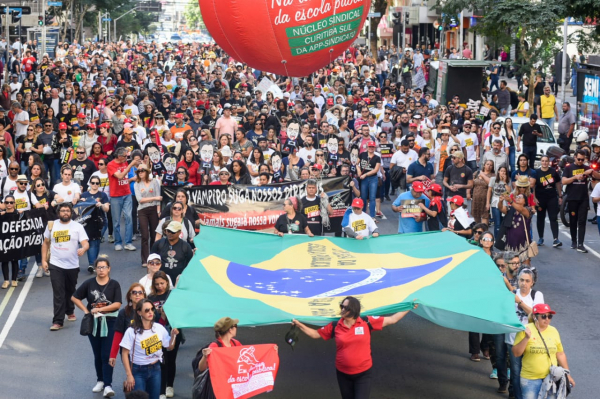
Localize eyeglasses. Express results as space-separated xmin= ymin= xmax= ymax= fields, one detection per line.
xmin=143 ymin=308 xmax=155 ymax=314
xmin=508 ymin=262 xmax=520 ymax=266
xmin=131 ymin=290 xmax=144 ymax=296
xmin=89 ymin=181 xmax=100 ymax=185
xmin=96 ymin=266 xmax=108 ymax=271
xmin=537 ymin=314 xmax=553 ymax=320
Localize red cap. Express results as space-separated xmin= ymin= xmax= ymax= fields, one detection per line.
xmin=138 ymin=80 xmax=144 ymax=84
xmin=351 ymin=198 xmax=364 ymax=208
xmin=193 ymin=109 xmax=202 ymax=114
xmin=119 ymin=80 xmax=126 ymax=84
xmin=409 ymin=123 xmax=417 ymax=127
xmin=447 ymin=195 xmax=464 ymax=206
xmin=412 ymin=181 xmax=425 ymax=193
xmin=77 ymin=113 xmax=86 ymax=118
xmin=99 ymin=123 xmax=110 ymax=128
xmin=327 ymin=98 xmax=334 ymax=105
xmin=58 ymin=122 xmax=67 ymax=130
xmin=312 ymin=163 xmax=323 ymax=170
xmin=241 ymin=83 xmax=248 ymax=87
xmin=375 ymin=88 xmax=381 ymax=92
xmin=87 ymin=123 xmax=96 ymax=129
xmin=430 ymin=183 xmax=442 ymax=194
xmin=315 ymin=84 xmax=322 ymax=89
xmin=532 ymin=304 xmax=556 ymax=315
xmin=123 ymin=118 xmax=132 ymax=124
xmin=367 ymin=140 xmax=377 ymax=147
xmin=364 ymin=98 xmax=370 ymax=105
xmin=174 ymin=113 xmax=184 ymax=119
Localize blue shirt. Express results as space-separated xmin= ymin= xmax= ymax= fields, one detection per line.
xmin=511 ymin=168 xmax=536 ymax=182
xmin=407 ymin=160 xmax=434 ymax=181
xmin=392 ymin=191 xmax=430 ymax=233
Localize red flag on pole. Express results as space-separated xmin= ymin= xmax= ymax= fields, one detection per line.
xmin=207 ymin=344 xmax=280 ymax=399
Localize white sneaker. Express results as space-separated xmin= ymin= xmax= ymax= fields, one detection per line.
xmin=114 ymin=245 xmax=123 ymax=251
xmin=92 ymin=381 xmax=104 ymax=393
xmin=124 ymin=244 xmax=136 ymax=251
xmin=43 ymin=269 xmax=50 ymax=277
xmin=35 ymin=266 xmax=43 ymax=278
xmin=103 ymin=386 xmax=115 ymax=397
xmin=159 ymin=395 xmax=167 ymax=399
xmin=166 ymin=386 xmax=175 ymax=397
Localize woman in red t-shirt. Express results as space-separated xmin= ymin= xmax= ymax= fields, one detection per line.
xmin=293 ymin=296 xmax=418 ymax=399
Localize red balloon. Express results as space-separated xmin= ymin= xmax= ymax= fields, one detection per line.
xmin=199 ymin=0 xmax=370 ymax=76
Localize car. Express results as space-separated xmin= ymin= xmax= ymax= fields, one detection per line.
xmin=497 ymin=116 xmax=557 ymax=168
xmin=170 ymin=34 xmax=182 ymax=42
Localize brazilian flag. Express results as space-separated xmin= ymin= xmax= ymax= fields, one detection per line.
xmin=164 ymin=226 xmax=523 ymax=333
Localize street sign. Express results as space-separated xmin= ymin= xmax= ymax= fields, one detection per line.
xmin=102 ymin=18 xmax=111 ymax=22
xmin=368 ymin=12 xmax=381 ymax=18
xmin=136 ymin=2 xmax=162 ymax=12
xmin=48 ymin=1 xmax=63 ymax=6
xmin=0 ymin=6 xmax=31 ymax=15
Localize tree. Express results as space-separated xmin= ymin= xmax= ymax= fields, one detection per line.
xmin=369 ymin=0 xmax=389 ymax=54
xmin=184 ymin=0 xmax=204 ymax=30
xmin=437 ymin=0 xmax=600 ymax=108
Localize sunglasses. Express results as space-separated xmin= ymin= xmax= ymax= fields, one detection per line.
xmin=482 ymin=237 xmax=493 ymax=242
xmin=89 ymin=181 xmax=100 ymax=185
xmin=474 ymin=230 xmax=484 ymax=235
xmin=18 ymin=182 xmax=27 ymax=185
xmin=172 ymin=207 xmax=183 ymax=211
xmin=537 ymin=314 xmax=553 ymax=320
xmin=98 ymin=163 xmax=106 ymax=166
xmin=316 ymin=154 xmax=324 ymax=157
xmin=576 ymin=158 xmax=585 ymax=161
xmin=4 ymin=201 xmax=14 ymax=204
xmin=148 ymin=261 xmax=161 ymax=266
xmin=76 ymin=151 xmax=85 ymax=154
xmin=143 ymin=307 xmax=155 ymax=314
xmin=177 ymin=171 xmax=186 ymax=175
xmin=9 ymin=167 xmax=19 ymax=171
xmin=339 ymin=304 xmax=348 ymax=310
xmin=131 ymin=290 xmax=144 ymax=296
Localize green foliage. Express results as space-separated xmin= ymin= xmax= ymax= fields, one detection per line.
xmin=184 ymin=0 xmax=204 ymax=29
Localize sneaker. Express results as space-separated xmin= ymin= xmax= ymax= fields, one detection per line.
xmin=124 ymin=244 xmax=136 ymax=251
xmin=43 ymin=269 xmax=50 ymax=277
xmin=159 ymin=395 xmax=167 ymax=399
xmin=571 ymin=242 xmax=577 ymax=249
xmin=1 ymin=281 xmax=8 ymax=289
xmin=497 ymin=382 xmax=508 ymax=393
xmin=385 ymin=195 xmax=391 ymax=201
xmin=50 ymin=324 xmax=63 ymax=331
xmin=108 ymin=235 xmax=115 ymax=243
xmin=67 ymin=314 xmax=77 ymax=322
xmin=114 ymin=245 xmax=123 ymax=251
xmin=16 ymin=271 xmax=25 ymax=282
xmin=577 ymin=245 xmax=588 ymax=253
xmin=166 ymin=387 xmax=174 ymax=398
xmin=553 ymin=239 xmax=562 ymax=248
xmin=537 ymin=238 xmax=544 ymax=246
xmin=100 ymin=236 xmax=105 ymax=243
xmin=92 ymin=381 xmax=104 ymax=393
xmin=481 ymin=349 xmax=490 ymax=360
xmin=489 ymin=368 xmax=498 ymax=379
xmin=470 ymin=353 xmax=480 ymax=362
xmin=508 ymin=369 xmax=510 ymax=379
xmin=103 ymin=386 xmax=115 ymax=397
xmin=11 ymin=281 xmax=17 ymax=287
xmin=87 ymin=265 xmax=95 ymax=273
xmin=132 ymin=234 xmax=138 ymax=241
xmin=35 ymin=266 xmax=44 ymax=278
xmin=376 ymin=211 xmax=384 ymax=218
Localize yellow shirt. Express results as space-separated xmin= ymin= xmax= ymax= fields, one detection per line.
xmin=514 ymin=323 xmax=563 ymax=380
xmin=539 ymin=95 xmax=556 ymax=118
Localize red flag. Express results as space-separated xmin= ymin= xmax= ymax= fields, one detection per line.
xmin=208 ymin=344 xmax=279 ymax=399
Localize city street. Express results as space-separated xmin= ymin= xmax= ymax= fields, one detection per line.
xmin=0 ymin=200 xmax=598 ymax=398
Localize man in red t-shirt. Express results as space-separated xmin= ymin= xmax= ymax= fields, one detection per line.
xmin=107 ymin=147 xmax=140 ymax=251
xmin=21 ymin=50 xmax=36 ymax=74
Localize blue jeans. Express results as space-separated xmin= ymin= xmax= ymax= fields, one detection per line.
xmin=87 ymin=239 xmax=100 ymax=266
xmin=490 ymin=77 xmax=500 ymax=91
xmin=493 ymin=334 xmax=509 ymax=387
xmin=522 ymin=146 xmax=537 ymax=170
xmin=132 ymin=362 xmax=162 ymax=399
xmin=42 ymin=157 xmax=55 ymax=187
xmin=360 ymin=175 xmax=378 ymax=217
xmin=597 ymin=216 xmax=600 ymax=236
xmin=88 ymin=317 xmax=116 ymax=387
xmin=507 ymin=343 xmax=523 ymax=399
xmin=19 ymin=253 xmax=42 ymax=273
xmin=110 ymin=195 xmax=133 ymax=246
xmin=491 ymin=207 xmax=503 ymax=238
xmin=521 ymin=377 xmax=555 ymax=399
xmin=541 ymin=117 xmax=555 ymax=133
xmin=466 ymin=160 xmax=478 ymax=172
xmin=508 ymin=146 xmax=516 ymax=173
xmin=52 ymin=159 xmax=62 ymax=187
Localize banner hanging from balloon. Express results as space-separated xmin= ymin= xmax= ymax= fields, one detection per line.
xmin=198 ymin=0 xmax=371 ymax=76
xmin=162 ymin=177 xmax=350 ymax=233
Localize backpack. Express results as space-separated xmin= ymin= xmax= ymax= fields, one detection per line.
xmin=330 ymin=317 xmax=373 ymax=339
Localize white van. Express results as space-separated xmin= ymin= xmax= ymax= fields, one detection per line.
xmin=497 ymin=116 xmax=557 ymax=168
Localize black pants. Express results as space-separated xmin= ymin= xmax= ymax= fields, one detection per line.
xmin=132 ymin=195 xmax=139 ymax=235
xmin=536 ymin=196 xmax=559 ymax=240
xmin=468 ymin=332 xmax=493 ymax=354
xmin=568 ymin=199 xmax=588 ymax=245
xmin=107 ymin=208 xmax=113 ymax=235
xmin=49 ymin=264 xmax=79 ymax=325
xmin=559 ymin=134 xmax=573 ymax=154
xmin=1 ymin=260 xmax=19 ymax=281
xmin=336 ymin=368 xmax=372 ymax=399
xmin=161 ymin=331 xmax=182 ymax=394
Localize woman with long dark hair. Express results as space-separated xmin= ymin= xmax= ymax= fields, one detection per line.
xmin=134 ymin=165 xmax=162 ymax=268
xmin=229 ymin=159 xmax=252 ymax=184
xmin=120 ymin=299 xmax=178 ymax=399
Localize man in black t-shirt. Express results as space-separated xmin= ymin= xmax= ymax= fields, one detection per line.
xmin=443 ymin=151 xmax=473 ymax=204
xmin=69 ymin=148 xmax=97 ymax=192
xmin=517 ymin=114 xmax=543 ymax=169
xmin=150 ymin=221 xmax=193 ymax=282
xmin=534 ymin=158 xmax=562 ymax=247
xmin=301 ymin=179 xmax=333 ymax=236
xmin=561 ymin=150 xmax=600 ymax=252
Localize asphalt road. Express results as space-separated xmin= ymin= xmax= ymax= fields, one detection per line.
xmin=0 ymin=198 xmax=598 ymax=399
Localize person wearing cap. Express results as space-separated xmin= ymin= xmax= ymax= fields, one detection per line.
xmin=139 ymin=254 xmax=173 ymax=295
xmin=342 ymin=198 xmax=379 ymax=239
xmin=443 ymin=195 xmax=475 ymax=238
xmin=420 ymin=183 xmax=446 ymax=231
xmin=292 ymin=296 xmax=417 ymax=399
xmin=214 ymin=103 xmax=238 ymax=140
xmin=392 ymin=181 xmax=430 ymax=233
xmin=357 ymin=140 xmax=381 ymax=217
xmin=390 ymin=139 xmax=418 ymax=192
xmin=443 ymin=149 xmax=473 ymax=207
xmin=513 ymin=303 xmax=575 ymax=397
xmin=498 ymin=175 xmax=535 ymax=263
xmin=274 ymin=197 xmax=313 ymax=236
xmin=209 ymin=167 xmax=232 ymax=186
xmin=150 ymin=220 xmax=194 ymax=284
xmin=302 ymin=178 xmax=333 ymax=236
xmin=69 ymin=144 xmax=97 ymax=192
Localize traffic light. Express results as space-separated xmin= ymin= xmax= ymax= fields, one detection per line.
xmin=405 ymin=12 xmax=410 ymax=23
xmin=11 ymin=11 xmax=21 ymax=24
xmin=392 ymin=12 xmax=401 ymax=26
xmin=45 ymin=14 xmax=53 ymax=25
xmin=38 ymin=16 xmax=44 ymax=26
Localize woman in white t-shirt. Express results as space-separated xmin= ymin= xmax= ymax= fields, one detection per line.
xmin=120 ymin=299 xmax=178 ymax=398
xmin=52 ymin=166 xmax=81 ymax=204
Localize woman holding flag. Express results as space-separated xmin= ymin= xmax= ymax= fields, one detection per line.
xmin=293 ymin=296 xmax=418 ymax=399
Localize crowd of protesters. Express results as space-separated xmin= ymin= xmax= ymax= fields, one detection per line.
xmin=0 ymin=37 xmax=593 ymax=399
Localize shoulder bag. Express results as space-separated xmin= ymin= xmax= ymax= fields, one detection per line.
xmin=522 ymin=215 xmax=538 ymax=258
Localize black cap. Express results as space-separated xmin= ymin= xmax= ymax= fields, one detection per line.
xmin=285 ymin=325 xmax=300 ymax=350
